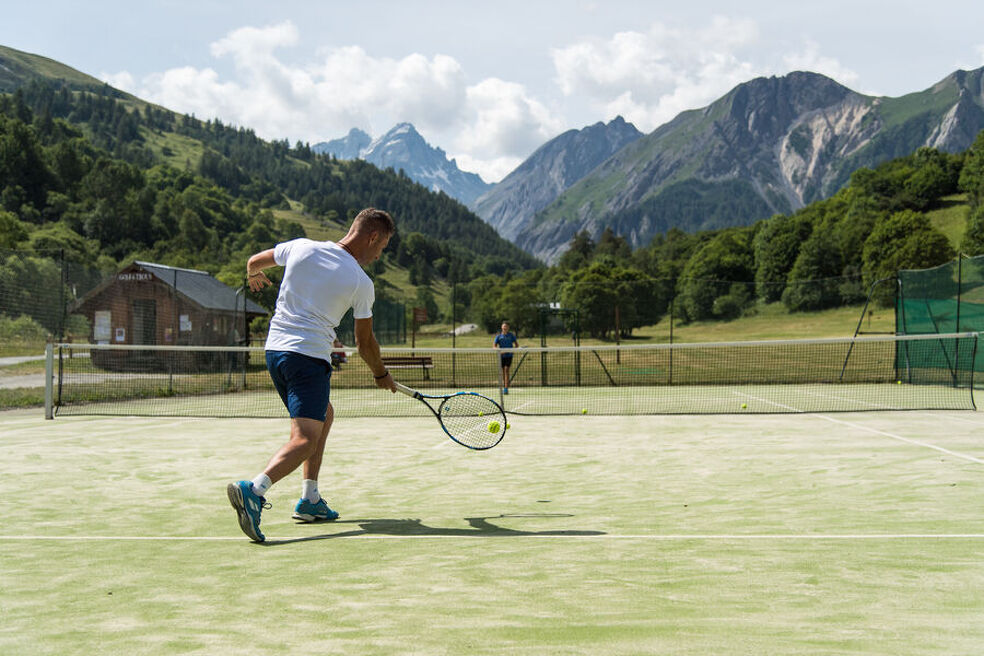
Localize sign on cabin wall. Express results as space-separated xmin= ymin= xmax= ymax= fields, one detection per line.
xmin=118 ymin=272 xmax=153 ymax=282
xmin=94 ymin=311 xmax=111 ymax=341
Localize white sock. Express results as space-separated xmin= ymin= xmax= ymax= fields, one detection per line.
xmin=251 ymin=473 xmax=272 ymax=497
xmin=302 ymin=479 xmax=320 ymax=503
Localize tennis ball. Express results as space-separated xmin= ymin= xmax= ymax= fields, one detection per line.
xmin=741 ymin=403 xmax=747 ymax=409
xmin=478 ymin=411 xmax=484 ymax=416
xmin=487 ymin=420 xmax=500 ymax=434
xmin=897 ymin=380 xmax=902 ymax=385
xmin=581 ymin=408 xmax=588 ymax=414
xmin=506 ymin=423 xmax=511 ymax=429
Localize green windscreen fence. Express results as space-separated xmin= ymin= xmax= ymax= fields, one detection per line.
xmin=898 ymin=254 xmax=984 ymax=373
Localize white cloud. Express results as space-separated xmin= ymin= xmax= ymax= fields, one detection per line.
xmin=452 ymin=153 xmax=522 ymax=184
xmin=552 ymin=16 xmax=763 ymax=131
xmin=210 ymin=21 xmax=300 ymax=60
xmin=459 ymin=78 xmax=562 ymax=157
xmin=100 ymin=70 xmax=135 ymax=91
xmin=98 ymin=21 xmax=560 ymax=182
xmin=782 ymin=40 xmax=860 ymax=89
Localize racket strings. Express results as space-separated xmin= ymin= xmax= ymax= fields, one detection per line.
xmin=439 ymin=394 xmax=506 ymax=449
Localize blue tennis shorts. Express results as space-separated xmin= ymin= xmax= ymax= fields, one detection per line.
xmin=265 ymin=350 xmax=332 ymax=421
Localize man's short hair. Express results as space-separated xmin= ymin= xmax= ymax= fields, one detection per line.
xmin=353 ymin=208 xmax=395 ymax=236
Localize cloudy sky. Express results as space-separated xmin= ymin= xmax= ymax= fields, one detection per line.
xmin=3 ymin=1 xmax=984 ymax=182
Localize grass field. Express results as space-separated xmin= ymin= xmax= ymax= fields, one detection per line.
xmin=3 ymin=406 xmax=984 ymax=654
xmin=414 ymin=301 xmax=897 ymax=349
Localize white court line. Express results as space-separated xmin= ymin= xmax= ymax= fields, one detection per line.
xmin=735 ymin=391 xmax=984 ymax=465
xmin=1 ymin=533 xmax=984 ymax=541
xmin=920 ymin=411 xmax=984 ymax=426
xmin=798 ymin=389 xmax=904 ymax=411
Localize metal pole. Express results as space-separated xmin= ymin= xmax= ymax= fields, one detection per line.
xmin=451 ymin=281 xmax=456 ymax=386
xmin=44 ymin=342 xmax=54 ymax=419
xmin=237 ymin=281 xmax=247 ymax=390
xmin=955 ymin=255 xmax=963 ymax=379
xmin=669 ymin=299 xmax=674 ymax=385
xmin=615 ymin=305 xmax=621 ymax=364
xmin=170 ymin=269 xmax=177 ymax=394
xmin=58 ymin=249 xmax=66 ymax=341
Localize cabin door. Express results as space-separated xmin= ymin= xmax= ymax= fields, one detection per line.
xmin=132 ymin=299 xmax=157 ymax=345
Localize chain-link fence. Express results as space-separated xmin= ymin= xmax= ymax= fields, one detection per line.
xmin=898 ymin=254 xmax=984 ymax=371
xmin=0 ymin=249 xmax=266 ymax=355
xmin=0 ymin=248 xmax=408 ymax=357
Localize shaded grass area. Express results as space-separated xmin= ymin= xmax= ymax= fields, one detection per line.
xmin=0 ymin=387 xmax=44 ymax=408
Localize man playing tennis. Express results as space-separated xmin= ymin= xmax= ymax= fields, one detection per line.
xmin=227 ymin=208 xmax=397 ymax=542
xmin=493 ymin=321 xmax=519 ymax=394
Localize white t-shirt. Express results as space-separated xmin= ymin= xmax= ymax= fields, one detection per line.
xmin=264 ymin=239 xmax=374 ymax=362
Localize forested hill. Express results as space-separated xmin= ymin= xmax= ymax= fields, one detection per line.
xmin=0 ymin=44 xmax=539 ymax=288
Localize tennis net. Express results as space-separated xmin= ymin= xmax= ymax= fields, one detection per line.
xmin=47 ymin=332 xmax=978 ymax=418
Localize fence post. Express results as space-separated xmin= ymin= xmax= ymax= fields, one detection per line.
xmin=58 ymin=249 xmax=66 ymax=341
xmin=44 ymin=342 xmax=54 ymax=419
xmin=451 ymin=282 xmax=456 ymax=387
xmin=668 ymin=299 xmax=674 ymax=385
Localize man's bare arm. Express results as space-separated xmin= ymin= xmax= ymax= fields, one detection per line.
xmin=246 ymin=249 xmax=277 ymax=292
xmin=355 ymin=317 xmax=396 ymax=392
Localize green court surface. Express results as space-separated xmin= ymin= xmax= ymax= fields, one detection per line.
xmin=2 ymin=406 xmax=984 ymax=654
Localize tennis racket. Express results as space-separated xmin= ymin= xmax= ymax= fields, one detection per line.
xmin=394 ymin=382 xmax=507 ymax=450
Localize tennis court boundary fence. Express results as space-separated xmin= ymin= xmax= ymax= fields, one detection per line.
xmin=45 ymin=332 xmax=978 ymax=418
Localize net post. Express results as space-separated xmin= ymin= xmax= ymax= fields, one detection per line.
xmin=970 ymin=333 xmax=978 ymax=410
xmin=44 ymin=342 xmax=54 ymax=419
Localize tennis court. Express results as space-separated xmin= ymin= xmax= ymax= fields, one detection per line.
xmin=2 ymin=402 xmax=984 ymax=654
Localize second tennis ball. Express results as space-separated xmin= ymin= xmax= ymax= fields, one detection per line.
xmin=741 ymin=403 xmax=747 ymax=409
xmin=487 ymin=420 xmax=500 ymax=433
xmin=581 ymin=408 xmax=588 ymax=414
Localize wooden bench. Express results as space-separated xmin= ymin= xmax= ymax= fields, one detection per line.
xmin=381 ymin=355 xmax=434 ymax=380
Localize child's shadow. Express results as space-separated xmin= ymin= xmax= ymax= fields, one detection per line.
xmin=261 ymin=513 xmax=605 ymax=545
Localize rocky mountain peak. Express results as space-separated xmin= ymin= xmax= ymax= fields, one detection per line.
xmin=315 ymin=123 xmax=491 ymax=206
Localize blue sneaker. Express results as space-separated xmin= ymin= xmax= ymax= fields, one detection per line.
xmin=227 ymin=481 xmax=271 ymax=542
xmin=292 ymin=497 xmax=339 ymax=522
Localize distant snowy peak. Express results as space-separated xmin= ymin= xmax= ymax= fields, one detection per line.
xmin=313 ymin=123 xmax=492 ymax=206
xmin=312 ymin=128 xmax=370 ymax=160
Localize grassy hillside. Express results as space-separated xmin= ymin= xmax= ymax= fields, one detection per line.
xmin=0 ymin=45 xmax=110 ymax=92
xmin=925 ymin=194 xmax=970 ymax=248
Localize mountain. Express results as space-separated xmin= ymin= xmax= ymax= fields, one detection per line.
xmin=313 ymin=127 xmax=370 ymax=160
xmin=0 ymin=43 xmax=539 ymax=282
xmin=0 ymin=44 xmax=115 ymax=93
xmin=471 ymin=116 xmax=642 ymax=242
xmin=313 ymin=123 xmax=493 ymax=206
xmin=515 ymin=69 xmax=984 ymax=263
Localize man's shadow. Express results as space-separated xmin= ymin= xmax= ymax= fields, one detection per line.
xmin=261 ymin=513 xmax=605 ymax=546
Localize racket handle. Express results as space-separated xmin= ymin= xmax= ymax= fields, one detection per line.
xmin=394 ymin=382 xmax=418 ymax=398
